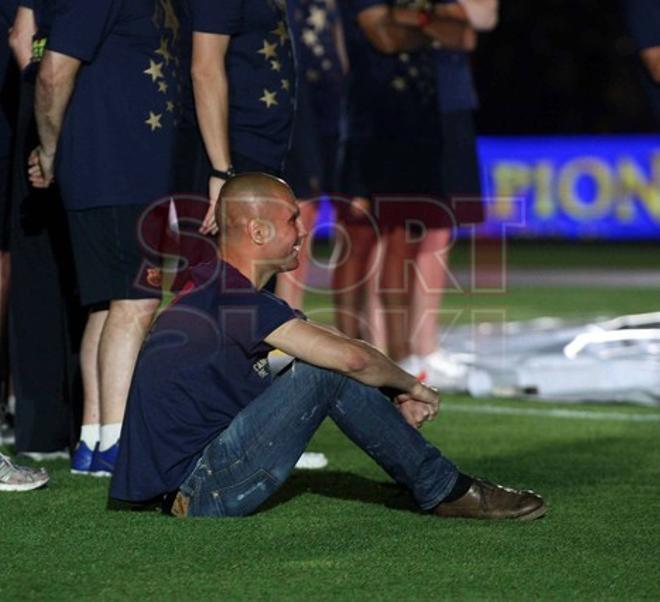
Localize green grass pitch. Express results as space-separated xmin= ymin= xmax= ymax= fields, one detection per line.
xmin=1 ymin=282 xmax=659 ymax=600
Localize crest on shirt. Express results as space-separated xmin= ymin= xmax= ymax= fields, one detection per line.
xmin=253 ymin=358 xmax=271 ymax=379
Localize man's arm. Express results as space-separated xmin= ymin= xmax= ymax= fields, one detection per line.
xmin=8 ymin=5 xmax=36 ymax=70
xmin=356 ymin=5 xmax=431 ymax=54
xmin=455 ymin=0 xmax=498 ymax=32
xmin=191 ymin=32 xmax=232 ymax=235
xmin=265 ymin=319 xmax=440 ymax=414
xmin=30 ymin=50 xmax=80 ymax=187
xmin=385 ymin=4 xmax=476 ymax=51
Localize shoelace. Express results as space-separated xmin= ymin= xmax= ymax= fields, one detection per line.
xmin=0 ymin=453 xmax=44 ymax=481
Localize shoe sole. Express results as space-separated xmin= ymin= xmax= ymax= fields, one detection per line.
xmin=70 ymin=469 xmax=93 ymax=475
xmin=90 ymin=470 xmax=112 ymax=478
xmin=0 ymin=480 xmax=49 ymax=492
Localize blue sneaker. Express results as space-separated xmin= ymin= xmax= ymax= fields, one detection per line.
xmin=89 ymin=442 xmax=119 ymax=477
xmin=70 ymin=441 xmax=97 ymax=475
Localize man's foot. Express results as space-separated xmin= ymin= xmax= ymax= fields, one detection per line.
xmin=71 ymin=441 xmax=97 ymax=475
xmin=0 ymin=453 xmax=50 ymax=492
xmin=433 ymin=477 xmax=546 ymax=520
xmin=170 ymin=491 xmax=189 ymax=518
xmin=89 ymin=443 xmax=119 ymax=477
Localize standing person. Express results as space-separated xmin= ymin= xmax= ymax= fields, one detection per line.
xmin=334 ymin=0 xmax=477 ymax=363
xmin=7 ymin=0 xmax=82 ymax=459
xmin=278 ymin=0 xmax=348 ymax=309
xmin=406 ymin=0 xmax=496 ymax=383
xmin=30 ymin=0 xmax=182 ymax=475
xmin=0 ymin=0 xmax=17 ymax=435
xmin=175 ymin=0 xmax=295 ymax=239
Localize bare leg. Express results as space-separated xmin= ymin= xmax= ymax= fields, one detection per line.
xmin=379 ymin=226 xmax=421 ymax=362
xmin=98 ymin=298 xmax=159 ymax=425
xmin=364 ymin=244 xmax=386 ymax=350
xmin=332 ymin=199 xmax=378 ymax=339
xmin=275 ymin=201 xmax=317 ymax=310
xmin=79 ymin=309 xmax=107 ymax=427
xmin=410 ymin=228 xmax=451 ymax=357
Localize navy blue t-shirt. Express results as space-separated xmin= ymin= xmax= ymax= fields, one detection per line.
xmin=338 ymin=0 xmax=438 ymax=142
xmin=110 ymin=259 xmax=300 ymax=503
xmin=624 ymin=0 xmax=660 ymax=121
xmin=288 ymin=0 xmax=344 ymax=136
xmin=0 ymin=0 xmax=18 ymax=159
xmin=189 ymin=0 xmax=295 ymax=170
xmin=47 ymin=0 xmax=183 ymax=210
xmin=624 ymin=0 xmax=660 ymax=50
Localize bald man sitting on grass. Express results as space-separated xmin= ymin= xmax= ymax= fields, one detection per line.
xmin=109 ymin=173 xmax=546 ymax=520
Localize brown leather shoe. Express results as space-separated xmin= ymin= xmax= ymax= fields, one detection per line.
xmin=433 ymin=477 xmax=547 ymax=521
xmin=170 ymin=491 xmax=190 ymax=518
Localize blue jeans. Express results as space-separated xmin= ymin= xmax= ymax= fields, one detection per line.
xmin=179 ymin=361 xmax=458 ymax=517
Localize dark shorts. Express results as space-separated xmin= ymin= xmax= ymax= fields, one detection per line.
xmin=336 ymin=112 xmax=484 ymax=229
xmin=336 ymin=137 xmax=457 ymax=229
xmin=67 ymin=204 xmax=166 ymax=306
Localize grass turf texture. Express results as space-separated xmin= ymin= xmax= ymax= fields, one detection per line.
xmin=2 ymin=284 xmax=660 ymax=600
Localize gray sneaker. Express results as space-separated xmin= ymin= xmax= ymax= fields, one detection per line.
xmin=0 ymin=453 xmax=49 ymax=492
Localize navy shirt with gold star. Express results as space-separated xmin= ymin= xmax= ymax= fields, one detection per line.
xmin=190 ymin=0 xmax=295 ymax=171
xmin=47 ymin=0 xmax=183 ymax=210
xmin=338 ymin=0 xmax=439 ymax=142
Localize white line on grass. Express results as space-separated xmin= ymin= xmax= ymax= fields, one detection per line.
xmin=443 ymin=402 xmax=660 ymax=423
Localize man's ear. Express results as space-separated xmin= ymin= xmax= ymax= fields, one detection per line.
xmin=247 ymin=218 xmax=275 ymax=245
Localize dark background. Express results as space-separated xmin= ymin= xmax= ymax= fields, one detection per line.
xmin=473 ymin=0 xmax=657 ymax=134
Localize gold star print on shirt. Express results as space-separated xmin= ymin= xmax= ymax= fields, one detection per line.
xmin=258 ymin=39 xmax=278 ymax=60
xmin=295 ymin=0 xmax=343 ymax=86
xmin=260 ymin=89 xmax=278 ymax=108
xmin=144 ymin=0 xmax=183 ymax=132
xmin=145 ymin=111 xmax=163 ymax=131
xmin=155 ymin=36 xmax=173 ymax=65
xmin=255 ymin=4 xmax=293 ymax=109
xmin=271 ymin=20 xmax=289 ymax=44
xmin=144 ymin=60 xmax=164 ymax=82
xmin=389 ymin=0 xmax=436 ymax=101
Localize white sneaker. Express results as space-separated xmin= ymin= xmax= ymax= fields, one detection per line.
xmin=0 ymin=453 xmax=49 ymax=492
xmin=294 ymin=452 xmax=328 ymax=470
xmin=421 ymin=350 xmax=469 ymax=390
xmin=398 ymin=355 xmax=423 ymax=376
xmin=17 ymin=449 xmax=69 ymax=462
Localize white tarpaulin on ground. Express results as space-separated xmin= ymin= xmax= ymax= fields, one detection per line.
xmin=427 ymin=312 xmax=660 ymax=405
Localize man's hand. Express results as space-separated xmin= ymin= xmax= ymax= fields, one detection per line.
xmin=395 ymin=381 xmax=441 ymax=425
xmin=397 ymin=399 xmax=434 ymax=428
xmin=199 ymin=176 xmax=225 ymax=235
xmin=27 ymin=146 xmax=55 ymax=188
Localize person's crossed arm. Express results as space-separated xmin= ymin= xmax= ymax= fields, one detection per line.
xmin=356 ymin=1 xmax=476 ymax=54
xmin=265 ymin=318 xmax=441 ymax=428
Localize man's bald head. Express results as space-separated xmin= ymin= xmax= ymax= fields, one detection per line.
xmin=215 ymin=172 xmax=295 ymax=239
